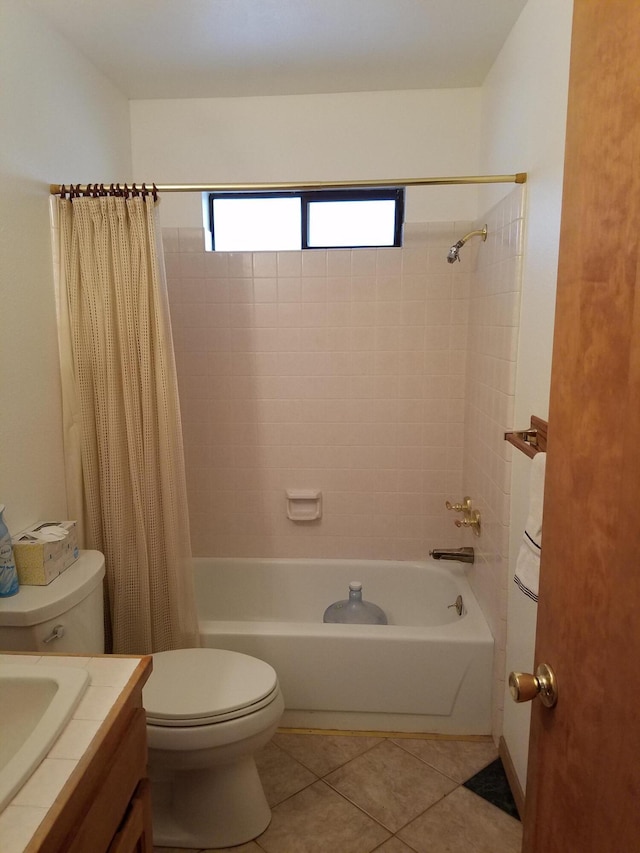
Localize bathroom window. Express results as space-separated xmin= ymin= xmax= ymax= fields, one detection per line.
xmin=208 ymin=188 xmax=404 ymax=251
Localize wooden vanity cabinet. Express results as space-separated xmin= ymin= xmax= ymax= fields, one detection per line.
xmin=106 ymin=779 xmax=152 ymax=853
xmin=26 ymin=657 xmax=153 ymax=853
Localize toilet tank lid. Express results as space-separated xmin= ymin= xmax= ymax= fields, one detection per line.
xmin=0 ymin=550 xmax=105 ymax=627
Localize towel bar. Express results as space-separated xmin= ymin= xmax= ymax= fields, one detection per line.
xmin=505 ymin=415 xmax=548 ymax=458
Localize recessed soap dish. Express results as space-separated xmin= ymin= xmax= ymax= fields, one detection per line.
xmin=286 ymin=489 xmax=322 ymax=522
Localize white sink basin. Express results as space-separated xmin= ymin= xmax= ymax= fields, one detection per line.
xmin=0 ymin=664 xmax=90 ymax=812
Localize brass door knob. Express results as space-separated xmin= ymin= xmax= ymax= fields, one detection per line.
xmin=508 ymin=663 xmax=558 ymax=708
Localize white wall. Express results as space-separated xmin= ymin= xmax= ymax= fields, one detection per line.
xmin=130 ymin=89 xmax=482 ymax=226
xmin=0 ymin=0 xmax=132 ymax=534
xmin=478 ymin=0 xmax=574 ymax=790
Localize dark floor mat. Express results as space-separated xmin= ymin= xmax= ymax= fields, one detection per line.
xmin=463 ymin=757 xmax=520 ymax=820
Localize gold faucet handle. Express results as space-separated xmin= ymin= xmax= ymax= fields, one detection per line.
xmin=445 ymin=497 xmax=472 ymax=513
xmin=454 ymin=509 xmax=482 ymax=536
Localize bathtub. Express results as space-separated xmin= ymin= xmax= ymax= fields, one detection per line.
xmin=195 ymin=557 xmax=494 ymax=734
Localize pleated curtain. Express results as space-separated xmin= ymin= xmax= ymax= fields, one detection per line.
xmin=56 ymin=194 xmax=199 ymax=654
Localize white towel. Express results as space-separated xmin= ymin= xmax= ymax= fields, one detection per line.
xmin=514 ymin=451 xmax=546 ymax=602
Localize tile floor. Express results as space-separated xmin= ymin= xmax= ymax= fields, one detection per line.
xmin=153 ymin=731 xmax=523 ymax=853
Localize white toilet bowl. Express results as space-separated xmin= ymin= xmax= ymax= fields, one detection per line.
xmin=143 ymin=647 xmax=284 ymax=849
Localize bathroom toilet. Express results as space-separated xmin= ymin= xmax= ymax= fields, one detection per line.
xmin=0 ymin=549 xmax=284 ymax=849
xmin=144 ymin=647 xmax=284 ymax=848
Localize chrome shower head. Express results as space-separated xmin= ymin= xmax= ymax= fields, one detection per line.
xmin=446 ymin=225 xmax=487 ymax=263
xmin=447 ymin=241 xmax=464 ymax=263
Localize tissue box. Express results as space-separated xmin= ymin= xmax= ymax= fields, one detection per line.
xmin=12 ymin=521 xmax=79 ymax=585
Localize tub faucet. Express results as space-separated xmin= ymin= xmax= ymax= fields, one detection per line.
xmin=429 ymin=547 xmax=475 ymax=564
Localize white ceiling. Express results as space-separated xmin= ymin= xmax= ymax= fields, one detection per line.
xmin=28 ymin=0 xmax=528 ymax=100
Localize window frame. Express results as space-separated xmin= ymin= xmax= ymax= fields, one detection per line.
xmin=208 ymin=187 xmax=405 ymax=251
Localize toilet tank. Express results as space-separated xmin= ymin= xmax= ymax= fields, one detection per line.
xmin=0 ymin=550 xmax=105 ymax=654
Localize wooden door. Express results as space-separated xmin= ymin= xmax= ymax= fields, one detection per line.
xmin=523 ymin=2 xmax=640 ymax=850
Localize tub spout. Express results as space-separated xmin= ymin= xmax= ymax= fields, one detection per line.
xmin=429 ymin=547 xmax=475 ymax=564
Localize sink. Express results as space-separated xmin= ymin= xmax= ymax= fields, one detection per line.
xmin=0 ymin=663 xmax=90 ymax=812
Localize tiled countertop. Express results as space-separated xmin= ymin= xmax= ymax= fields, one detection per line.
xmin=0 ymin=653 xmax=143 ymax=853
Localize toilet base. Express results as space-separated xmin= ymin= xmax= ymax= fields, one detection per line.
xmin=149 ymin=755 xmax=272 ymax=849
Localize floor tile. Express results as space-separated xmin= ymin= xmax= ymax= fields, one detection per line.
xmin=371 ymin=838 xmax=418 ymax=853
xmin=397 ymin=786 xmax=523 ymax=853
xmin=463 ymin=758 xmax=520 ymax=819
xmin=256 ymin=741 xmax=317 ymax=806
xmin=392 ymin=737 xmax=498 ymax=783
xmin=154 ymin=848 xmax=263 ymax=852
xmin=257 ymin=780 xmax=390 ymax=853
xmin=153 ymin=848 xmax=195 ymax=852
xmin=272 ymin=732 xmax=382 ymax=776
xmin=325 ymin=740 xmax=457 ymax=832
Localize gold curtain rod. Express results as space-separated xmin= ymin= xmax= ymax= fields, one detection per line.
xmin=49 ymin=173 xmax=527 ymax=195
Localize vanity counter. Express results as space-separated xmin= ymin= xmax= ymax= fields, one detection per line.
xmin=0 ymin=652 xmax=152 ymax=853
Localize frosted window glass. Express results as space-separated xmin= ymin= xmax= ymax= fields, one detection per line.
xmin=308 ymin=200 xmax=396 ymax=248
xmin=213 ymin=197 xmax=301 ymax=251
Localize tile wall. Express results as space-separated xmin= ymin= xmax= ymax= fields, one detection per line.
xmin=462 ymin=186 xmax=525 ymax=735
xmin=163 ymin=222 xmax=474 ymax=560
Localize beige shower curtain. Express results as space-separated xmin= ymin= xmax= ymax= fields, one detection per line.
xmin=56 ymin=193 xmax=199 ymax=654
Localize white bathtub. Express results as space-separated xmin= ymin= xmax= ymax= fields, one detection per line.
xmin=195 ymin=557 xmax=494 ymax=734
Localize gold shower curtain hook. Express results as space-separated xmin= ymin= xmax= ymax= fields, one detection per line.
xmin=60 ymin=185 xmax=66 ymax=199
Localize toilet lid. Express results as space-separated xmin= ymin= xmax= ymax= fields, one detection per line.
xmin=143 ymin=648 xmax=279 ymax=727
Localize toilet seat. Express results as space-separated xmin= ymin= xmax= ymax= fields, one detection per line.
xmin=144 ymin=648 xmax=280 ymax=727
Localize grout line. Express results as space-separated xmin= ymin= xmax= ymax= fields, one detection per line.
xmin=391 ymin=737 xmax=498 ymax=785
xmin=323 ymin=768 xmax=463 ymax=841
xmin=320 ymin=777 xmax=397 ymax=836
xmin=272 ymin=736 xmax=492 ymax=839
